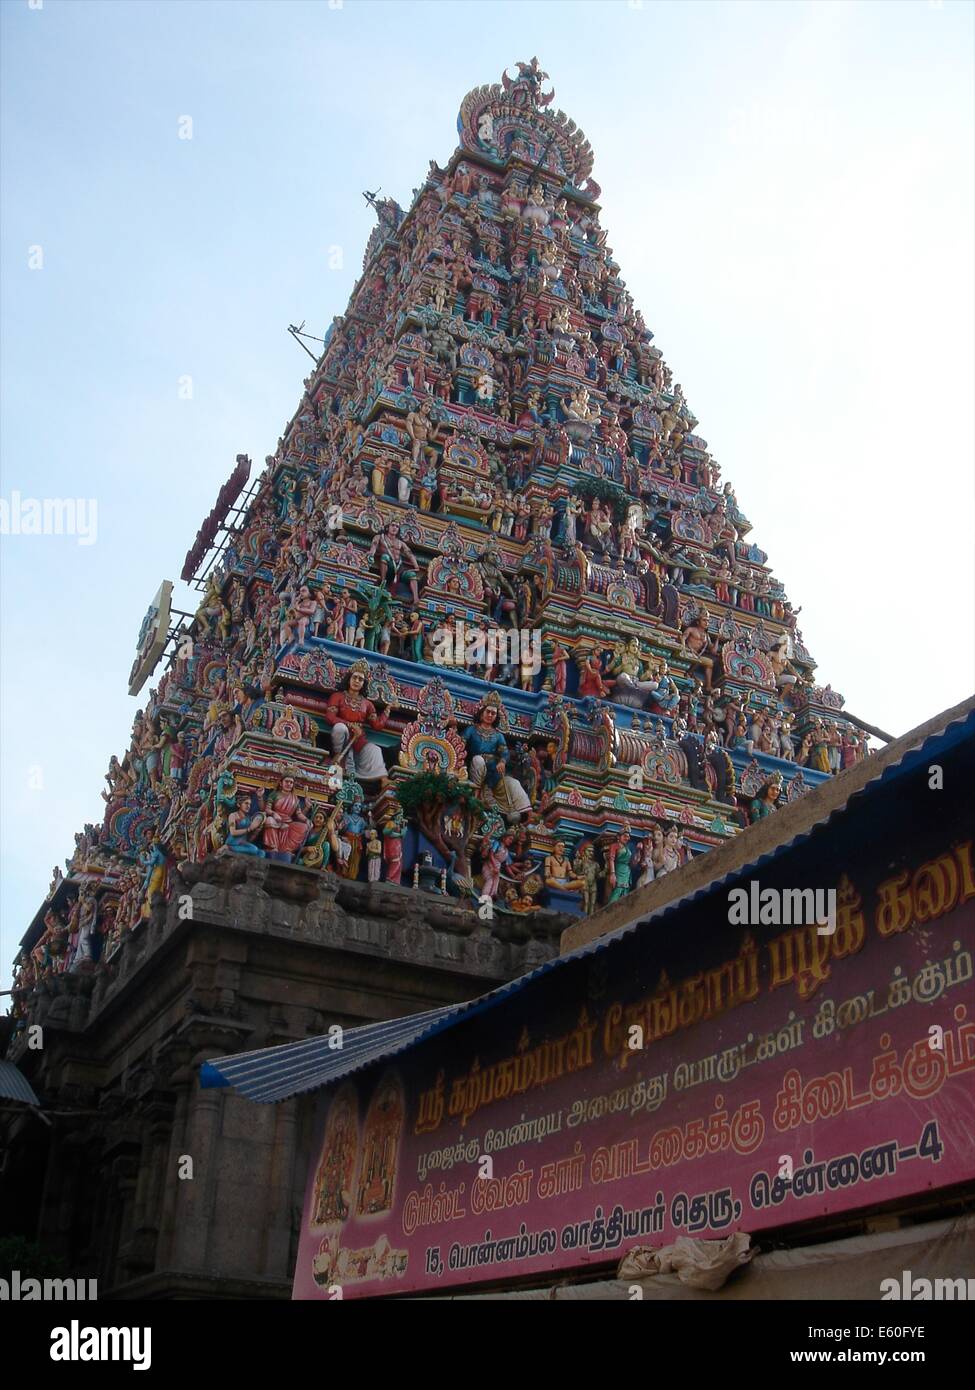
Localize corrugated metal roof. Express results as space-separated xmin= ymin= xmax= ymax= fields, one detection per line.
xmin=0 ymin=1059 xmax=40 ymax=1106
xmin=201 ymin=699 xmax=975 ymax=1104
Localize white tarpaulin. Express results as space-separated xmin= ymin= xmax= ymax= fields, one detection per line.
xmin=439 ymin=1214 xmax=975 ymax=1300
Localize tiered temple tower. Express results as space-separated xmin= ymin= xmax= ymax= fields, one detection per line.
xmin=2 ymin=61 xmax=869 ymax=1295
xmin=10 ymin=53 xmax=870 ymax=1019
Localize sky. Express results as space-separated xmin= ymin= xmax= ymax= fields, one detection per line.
xmin=1 ymin=0 xmax=973 ymax=989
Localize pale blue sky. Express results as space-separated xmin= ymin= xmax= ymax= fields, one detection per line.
xmin=2 ymin=0 xmax=973 ymax=988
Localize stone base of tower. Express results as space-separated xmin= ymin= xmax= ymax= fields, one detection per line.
xmin=0 ymin=859 xmax=569 ymax=1299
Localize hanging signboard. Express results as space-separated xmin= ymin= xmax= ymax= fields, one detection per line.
xmin=180 ymin=453 xmax=251 ymax=582
xmin=128 ymin=580 xmax=173 ymax=697
xmin=293 ymin=837 xmax=975 ymax=1299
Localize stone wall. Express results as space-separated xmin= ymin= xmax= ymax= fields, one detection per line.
xmin=1 ymin=856 xmax=568 ymax=1298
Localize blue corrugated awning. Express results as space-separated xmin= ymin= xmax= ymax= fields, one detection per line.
xmin=0 ymin=1059 xmax=40 ymax=1106
xmin=202 ymin=1003 xmax=467 ymax=1100
xmin=201 ymin=699 xmax=975 ymax=1105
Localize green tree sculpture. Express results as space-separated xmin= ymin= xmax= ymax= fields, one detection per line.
xmin=394 ymin=773 xmax=485 ymax=882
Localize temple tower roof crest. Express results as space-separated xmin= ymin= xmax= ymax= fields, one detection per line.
xmin=457 ymin=58 xmax=598 ymax=197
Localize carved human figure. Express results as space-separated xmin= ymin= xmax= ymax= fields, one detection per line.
xmin=585 ymin=497 xmax=614 ymax=555
xmin=417 ymin=461 xmax=438 ymax=511
xmin=642 ymin=823 xmax=662 ymax=876
xmin=607 ymin=637 xmax=666 ymax=709
xmin=522 ymin=180 xmax=549 ymax=227
xmin=281 ymin=585 xmax=318 ymax=646
xmin=661 ymin=825 xmax=684 ymax=874
xmin=405 ymin=399 xmax=440 ymax=468
xmin=477 ymin=542 xmax=518 ymax=624
xmin=778 ymin=713 xmax=796 ymax=761
xmin=300 ymin=809 xmax=338 ymax=871
xmin=563 ymin=493 xmax=585 ymax=545
xmin=368 ymin=523 xmax=420 ymax=605
xmin=396 ymin=458 xmax=414 ymax=505
xmin=605 ymin=826 xmax=634 ymax=903
xmin=564 ymin=385 xmax=600 ymax=424
xmin=480 ymin=831 xmax=517 ymax=899
xmin=768 ymin=635 xmax=800 ymax=691
xmin=570 ymin=842 xmax=599 ymax=915
xmin=337 ymin=796 xmax=367 ymax=879
xmin=259 ymin=775 xmax=310 ymax=863
xmin=453 ymin=162 xmax=474 ymax=197
xmin=224 ymin=792 xmax=266 ymax=857
xmin=329 ymin=586 xmax=361 ymax=646
xmin=682 ymin=610 xmax=716 ymax=690
xmin=620 ymin=502 xmax=645 ymax=561
xmin=643 ymin=656 xmax=681 ymax=713
xmin=633 ymin=837 xmax=655 ymax=890
xmin=381 ymin=808 xmax=406 ymax=885
xmin=69 ymin=881 xmax=99 ymax=968
xmin=322 ymin=664 xmax=389 ymax=781
xmin=750 ymin=775 xmax=782 ymax=821
xmin=458 ymin=695 xmax=532 ymax=820
xmin=576 ymin=647 xmax=611 ymax=698
xmin=807 ymin=720 xmax=832 ymax=774
xmin=543 ymin=640 xmax=569 ymax=694
xmin=544 ymin=841 xmax=586 ymax=896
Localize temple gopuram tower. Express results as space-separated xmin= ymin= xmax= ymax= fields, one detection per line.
xmin=2 ymin=60 xmax=866 ymax=1297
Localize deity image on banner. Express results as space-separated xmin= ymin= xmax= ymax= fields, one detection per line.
xmin=313 ymin=1231 xmax=408 ymax=1288
xmin=311 ymin=1230 xmax=342 ymax=1289
xmin=311 ymin=1083 xmax=360 ymax=1227
xmin=356 ymin=1072 xmax=405 ymax=1217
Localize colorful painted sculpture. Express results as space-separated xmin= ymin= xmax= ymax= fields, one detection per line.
xmin=323 ymin=662 xmax=389 ymax=782
xmin=543 ymin=841 xmax=586 ymax=897
xmin=259 ymin=772 xmax=311 ymax=863
xmin=460 ymin=694 xmax=532 ymax=821
xmin=9 ymin=60 xmax=871 ymax=1014
xmin=604 ymin=826 xmax=634 ymax=903
xmin=750 ymin=773 xmax=783 ymax=822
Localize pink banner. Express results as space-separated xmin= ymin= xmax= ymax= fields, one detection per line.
xmin=293 ymin=841 xmax=975 ymax=1298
